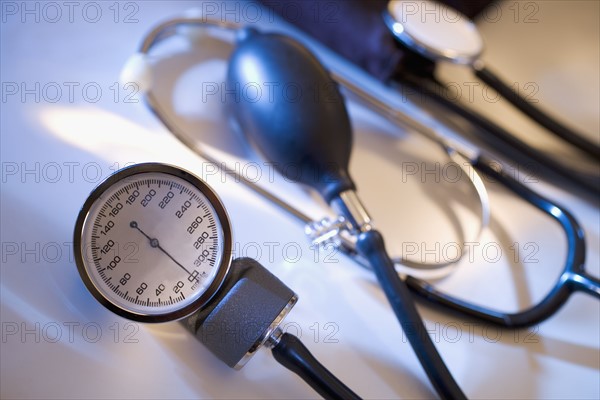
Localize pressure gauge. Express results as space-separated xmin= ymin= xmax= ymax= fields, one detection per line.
xmin=74 ymin=163 xmax=232 ymax=322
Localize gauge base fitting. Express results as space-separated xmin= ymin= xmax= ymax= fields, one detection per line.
xmin=182 ymin=257 xmax=297 ymax=369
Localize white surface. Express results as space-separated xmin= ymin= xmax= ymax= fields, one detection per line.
xmin=1 ymin=1 xmax=599 ymax=399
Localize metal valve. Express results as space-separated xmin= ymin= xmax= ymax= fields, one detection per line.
xmin=304 ymin=216 xmax=351 ymax=248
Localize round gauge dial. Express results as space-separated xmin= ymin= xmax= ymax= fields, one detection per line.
xmin=74 ymin=163 xmax=232 ymax=322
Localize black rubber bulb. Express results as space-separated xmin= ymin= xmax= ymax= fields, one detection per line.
xmin=227 ymin=28 xmax=355 ymax=203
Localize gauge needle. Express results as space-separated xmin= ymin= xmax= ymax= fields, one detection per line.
xmin=130 ymin=221 xmax=198 ymax=282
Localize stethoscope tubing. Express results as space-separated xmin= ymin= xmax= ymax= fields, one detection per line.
xmin=396 ymin=75 xmax=600 ymax=196
xmin=406 ymin=154 xmax=598 ymax=328
xmin=472 ymin=63 xmax=600 ymax=160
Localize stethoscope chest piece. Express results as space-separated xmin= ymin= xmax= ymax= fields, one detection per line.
xmin=384 ymin=0 xmax=483 ymax=64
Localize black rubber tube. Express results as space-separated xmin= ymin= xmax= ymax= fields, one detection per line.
xmin=474 ymin=66 xmax=600 ymax=159
xmin=398 ymin=77 xmax=600 ymax=196
xmin=404 ymin=154 xmax=590 ymax=328
xmin=355 ymin=230 xmax=466 ymax=400
xmin=271 ymin=333 xmax=361 ymax=400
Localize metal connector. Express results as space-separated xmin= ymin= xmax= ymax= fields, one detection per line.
xmin=305 ymin=216 xmax=351 ymax=247
xmin=333 ymin=190 xmax=373 ymax=232
xmin=264 ymin=326 xmax=284 ymax=349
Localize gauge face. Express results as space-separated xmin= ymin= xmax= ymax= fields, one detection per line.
xmin=74 ymin=163 xmax=232 ymax=322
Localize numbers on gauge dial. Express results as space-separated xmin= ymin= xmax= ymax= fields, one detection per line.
xmin=84 ymin=175 xmax=223 ymax=314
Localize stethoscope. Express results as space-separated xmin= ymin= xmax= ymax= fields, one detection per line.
xmin=110 ymin=13 xmax=600 ymax=400
xmin=381 ymin=0 xmax=600 ymax=195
